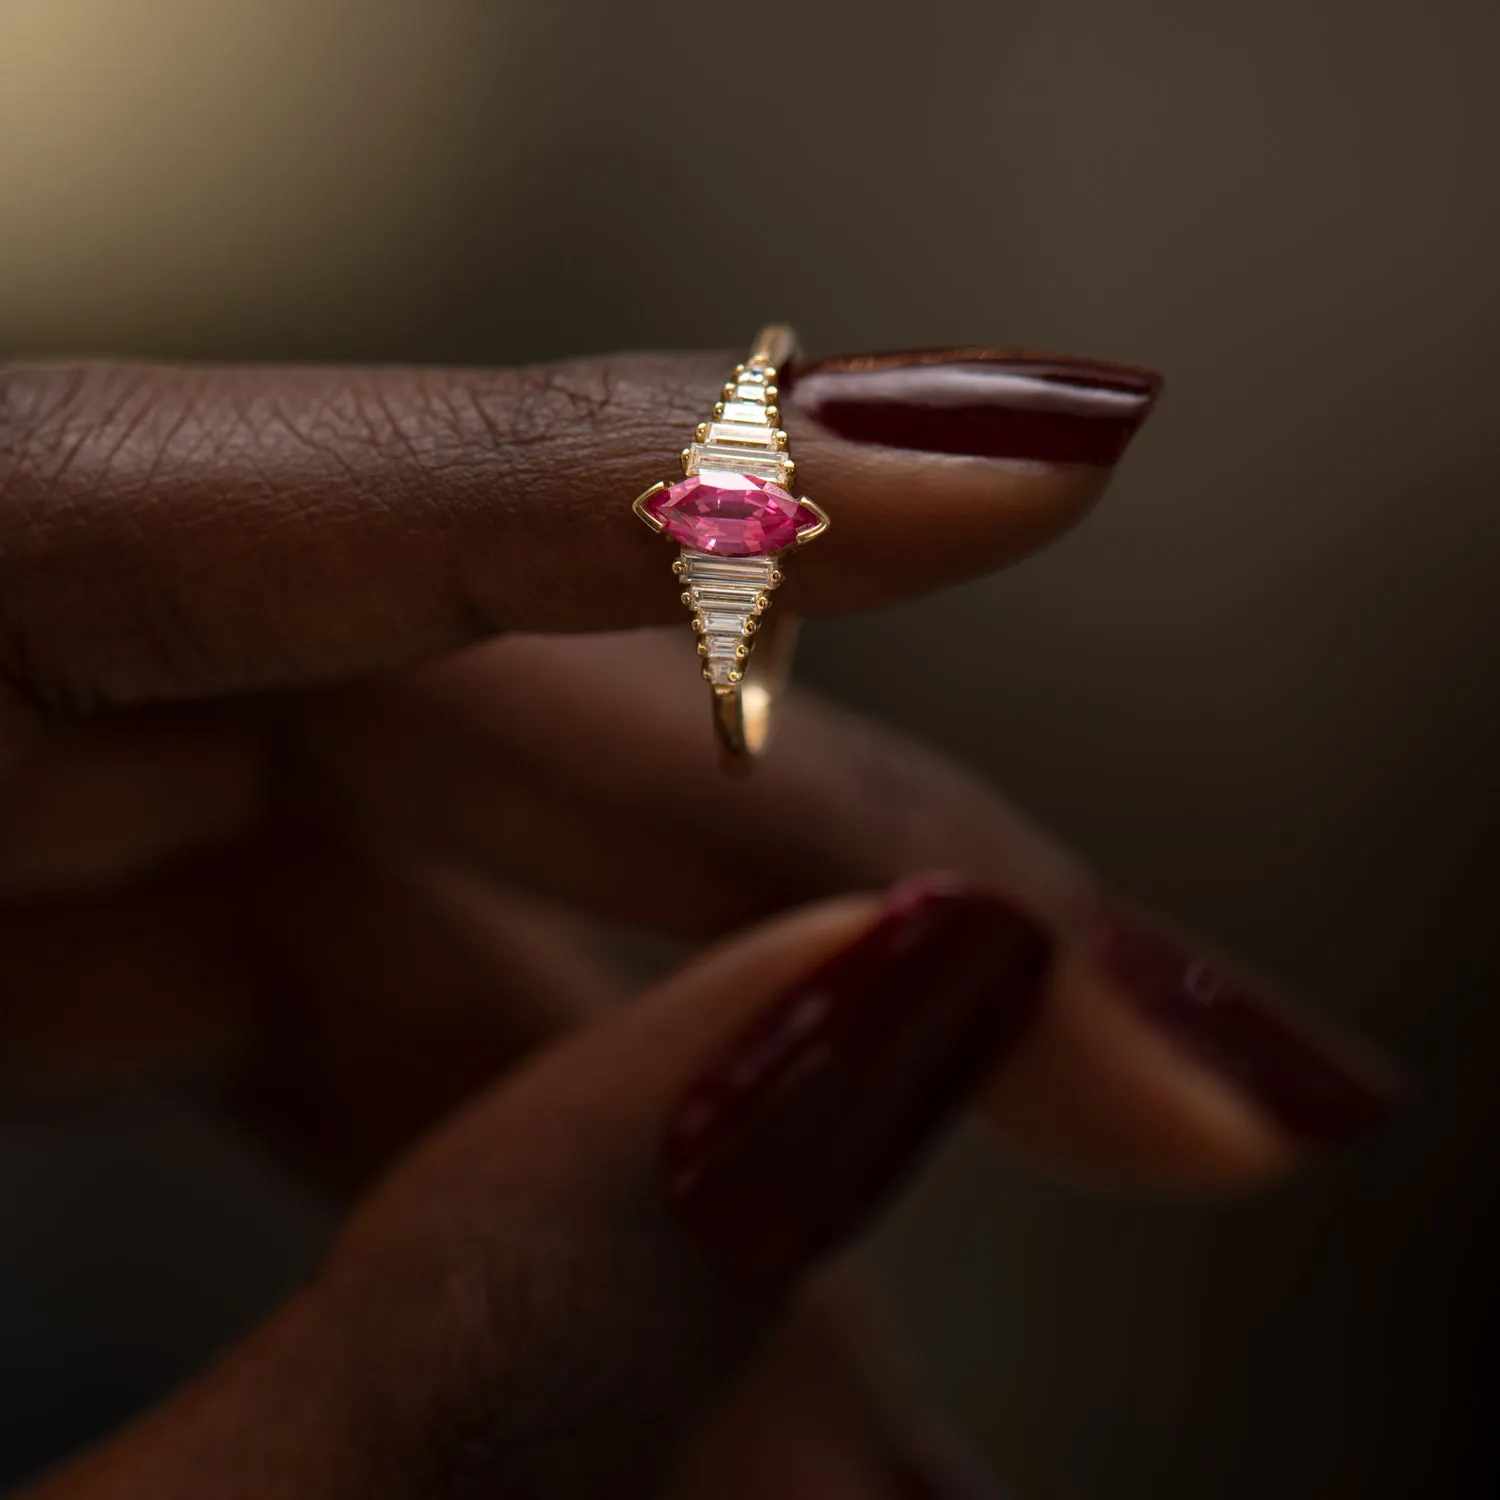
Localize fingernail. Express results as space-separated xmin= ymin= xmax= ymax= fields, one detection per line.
xmin=1089 ymin=899 xmax=1401 ymax=1144
xmin=788 ymin=349 xmax=1162 ymax=466
xmin=664 ymin=878 xmax=1051 ymax=1293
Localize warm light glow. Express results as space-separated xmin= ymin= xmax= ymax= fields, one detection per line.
xmin=0 ymin=1 xmax=520 ymax=351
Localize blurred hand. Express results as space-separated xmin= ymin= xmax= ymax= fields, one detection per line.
xmin=0 ymin=349 xmax=1395 ymax=1498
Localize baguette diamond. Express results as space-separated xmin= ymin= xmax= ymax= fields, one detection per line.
xmin=679 ymin=549 xmax=779 ymax=684
xmin=686 ymin=444 xmax=788 ymax=482
xmin=706 ymin=419 xmax=779 ymax=447
xmin=720 ymin=400 xmax=770 ymax=425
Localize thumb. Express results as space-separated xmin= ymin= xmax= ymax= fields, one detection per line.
xmin=25 ymin=882 xmax=1049 ymax=1500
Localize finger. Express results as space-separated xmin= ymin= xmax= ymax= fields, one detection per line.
xmin=226 ymin=825 xmax=996 ymax=1500
xmin=673 ymin=1296 xmax=911 ymax=1500
xmin=0 ymin=622 xmax=1398 ymax=1188
xmin=996 ymin=894 xmax=1402 ymax=1175
xmin=668 ymin=1280 xmax=998 ymax=1500
xmin=21 ymin=884 xmax=1046 ymax=1500
xmin=260 ymin=849 xmax=995 ymax=1498
xmin=0 ymin=347 xmax=1156 ymax=728
xmin=299 ymin=632 xmax=1399 ymax=1187
xmin=0 ymin=854 xmax=251 ymax=1101
xmin=299 ymin=630 xmax=1086 ymax=934
xmin=0 ymin=703 xmax=266 ymax=895
xmin=0 ymin=824 xmax=623 ymax=1152
xmin=228 ymin=826 xmax=627 ymax=1184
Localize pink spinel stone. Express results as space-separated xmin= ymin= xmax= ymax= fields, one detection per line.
xmin=646 ymin=471 xmax=818 ymax=556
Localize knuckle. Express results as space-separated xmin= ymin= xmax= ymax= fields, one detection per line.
xmin=0 ymin=362 xmax=166 ymax=710
xmin=450 ymin=357 xmax=676 ymax=493
xmin=0 ymin=362 xmax=91 ymax=541
xmin=0 ymin=364 xmax=93 ymax=705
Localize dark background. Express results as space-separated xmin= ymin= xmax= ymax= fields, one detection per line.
xmin=2 ymin=1 xmax=1497 ymax=1495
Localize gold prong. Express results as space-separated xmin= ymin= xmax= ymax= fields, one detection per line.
xmin=681 ymin=590 xmax=694 ymax=607
xmin=782 ymin=458 xmax=796 ymax=485
xmin=697 ymin=641 xmax=709 ymax=657
xmin=722 ymin=383 xmax=737 ymax=399
xmin=773 ymin=429 xmax=789 ymax=448
xmin=691 ymin=615 xmax=705 ymax=633
xmin=727 ymin=668 xmax=743 ymax=683
xmin=745 ymin=615 xmax=759 ymax=633
xmin=671 ymin=557 xmax=687 ymax=577
xmin=632 ymin=481 xmax=667 ymax=532
xmin=695 ymin=422 xmax=709 ymax=441
xmin=763 ymin=365 xmax=778 ymax=380
xmin=733 ymin=363 xmax=747 ymax=376
xmin=793 ymin=495 xmax=831 ymax=546
xmin=769 ymin=568 xmax=784 ymax=587
xmin=713 ymin=401 xmax=725 ymax=417
xmin=765 ymin=405 xmax=780 ymax=424
xmin=680 ymin=447 xmax=694 ymax=473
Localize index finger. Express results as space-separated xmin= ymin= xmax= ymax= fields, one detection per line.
xmin=0 ymin=347 xmax=1158 ymax=723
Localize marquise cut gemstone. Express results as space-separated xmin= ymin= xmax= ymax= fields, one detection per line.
xmin=646 ymin=471 xmax=818 ymax=555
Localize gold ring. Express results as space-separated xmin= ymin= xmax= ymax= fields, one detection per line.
xmin=632 ymin=324 xmax=829 ymax=768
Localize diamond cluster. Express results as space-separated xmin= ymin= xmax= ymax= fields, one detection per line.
xmin=674 ymin=550 xmax=782 ymax=686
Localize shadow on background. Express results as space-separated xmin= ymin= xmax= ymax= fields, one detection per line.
xmin=1 ymin=1 xmax=1497 ymax=1495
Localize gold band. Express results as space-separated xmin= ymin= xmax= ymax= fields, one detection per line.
xmin=712 ymin=612 xmax=800 ymax=766
xmin=745 ymin=322 xmax=798 ymax=381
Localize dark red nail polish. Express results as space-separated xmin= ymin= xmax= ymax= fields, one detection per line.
xmin=788 ymin=348 xmax=1162 ymax=466
xmin=1090 ymin=900 xmax=1400 ymax=1144
xmin=664 ymin=879 xmax=1050 ymax=1294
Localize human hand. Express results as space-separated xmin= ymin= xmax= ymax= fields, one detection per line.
xmin=0 ymin=347 xmax=1396 ymax=1497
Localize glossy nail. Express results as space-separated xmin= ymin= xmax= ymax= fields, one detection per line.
xmin=664 ymin=880 xmax=1051 ymax=1293
xmin=789 ymin=348 xmax=1162 ymax=466
xmin=1090 ymin=899 xmax=1400 ymax=1143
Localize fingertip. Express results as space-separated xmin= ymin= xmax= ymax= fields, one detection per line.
xmin=978 ymin=951 xmax=1305 ymax=1192
xmin=663 ymin=882 xmax=1051 ymax=1294
xmin=975 ymin=905 xmax=1401 ymax=1191
xmin=779 ymin=436 xmax=1116 ymax=616
xmin=780 ymin=345 xmax=1162 ymax=613
xmin=1085 ymin=898 xmax=1402 ymax=1148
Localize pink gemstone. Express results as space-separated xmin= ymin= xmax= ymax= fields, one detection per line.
xmin=646 ymin=472 xmax=819 ymax=555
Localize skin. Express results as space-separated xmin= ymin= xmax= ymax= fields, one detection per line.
xmin=0 ymin=351 xmax=1362 ymax=1498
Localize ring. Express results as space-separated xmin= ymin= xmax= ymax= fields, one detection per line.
xmin=632 ymin=324 xmax=829 ymax=767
